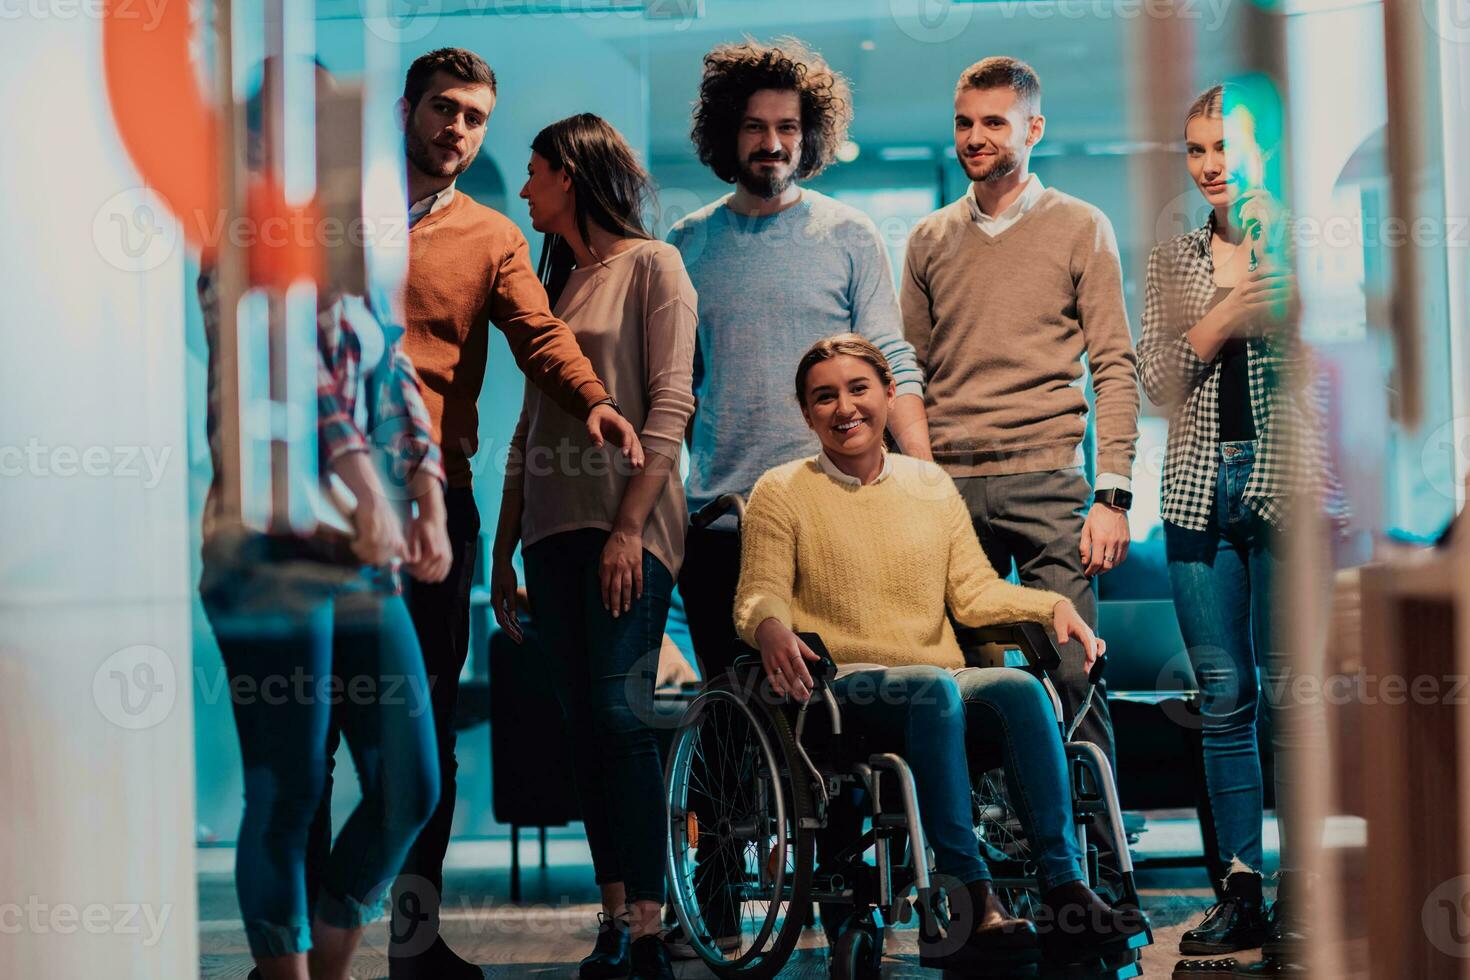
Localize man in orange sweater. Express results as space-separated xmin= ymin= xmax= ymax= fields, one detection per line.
xmin=380 ymin=47 xmax=642 ymax=980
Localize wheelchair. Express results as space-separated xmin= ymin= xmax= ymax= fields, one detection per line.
xmin=663 ymin=494 xmax=1153 ymax=979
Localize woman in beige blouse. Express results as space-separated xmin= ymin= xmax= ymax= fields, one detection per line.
xmin=490 ymin=113 xmax=697 ymax=980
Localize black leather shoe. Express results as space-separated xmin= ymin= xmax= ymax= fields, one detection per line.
xmin=630 ymin=934 xmax=676 ymax=980
xmin=1262 ymin=872 xmax=1309 ymax=960
xmin=1232 ymin=955 xmax=1309 ymax=976
xmin=1179 ymin=871 xmax=1269 ymax=955
xmin=388 ymin=934 xmax=483 ymax=979
xmin=918 ymin=879 xmax=1041 ymax=972
xmin=1172 ymin=958 xmax=1240 ymax=978
xmin=579 ymin=912 xmax=630 ymax=979
xmin=1037 ymin=880 xmax=1152 ymax=965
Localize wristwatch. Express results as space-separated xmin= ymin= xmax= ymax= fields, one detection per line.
xmin=1094 ymin=488 xmax=1133 ymax=512
xmin=591 ymin=396 xmax=623 ymax=416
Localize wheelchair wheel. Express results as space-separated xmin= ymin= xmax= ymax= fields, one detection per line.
xmin=828 ymin=915 xmax=882 ymax=980
xmin=971 ymin=767 xmax=1046 ymax=921
xmin=666 ymin=683 xmax=815 ymax=980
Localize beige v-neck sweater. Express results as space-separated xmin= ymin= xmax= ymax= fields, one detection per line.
xmin=900 ymin=189 xmax=1139 ymax=480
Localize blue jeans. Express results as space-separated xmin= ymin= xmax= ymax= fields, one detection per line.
xmin=829 ymin=664 xmax=1084 ymax=891
xmin=201 ymin=551 xmax=440 ymax=958
xmin=522 ymin=528 xmax=675 ymax=905
xmin=1166 ymin=440 xmax=1283 ymax=873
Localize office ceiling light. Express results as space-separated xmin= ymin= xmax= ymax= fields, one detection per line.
xmin=878 ymin=145 xmax=936 ymax=162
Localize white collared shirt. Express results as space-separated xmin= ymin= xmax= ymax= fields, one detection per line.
xmin=966 ymin=173 xmax=1044 ymax=236
xmin=817 ymin=449 xmax=893 ymax=486
xmin=408 ymin=182 xmax=457 ymax=229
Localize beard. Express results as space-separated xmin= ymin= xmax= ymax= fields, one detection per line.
xmin=736 ymin=151 xmax=795 ymax=199
xmin=962 ymin=143 xmax=1021 ymax=184
xmin=405 ymin=126 xmax=478 ymax=181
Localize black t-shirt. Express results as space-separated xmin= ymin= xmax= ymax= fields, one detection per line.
xmin=1209 ymin=286 xmax=1256 ymax=442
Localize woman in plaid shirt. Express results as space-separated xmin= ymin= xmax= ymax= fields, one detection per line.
xmin=1138 ymin=85 xmax=1338 ymax=969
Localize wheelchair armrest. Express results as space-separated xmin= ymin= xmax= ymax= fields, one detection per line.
xmin=691 ymin=493 xmax=746 ymax=529
xmin=730 ymin=632 xmax=838 ymax=687
xmin=965 ymin=621 xmax=1063 ymax=673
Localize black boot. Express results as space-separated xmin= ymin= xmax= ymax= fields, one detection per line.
xmin=629 ymin=933 xmax=676 ymax=980
xmin=1179 ymin=871 xmax=1269 ymax=955
xmin=1261 ymin=871 xmax=1309 ymax=960
xmin=918 ymin=878 xmax=1040 ymax=971
xmin=1172 ymin=959 xmax=1240 ymax=979
xmin=1037 ymin=880 xmax=1152 ymax=964
xmin=578 ymin=912 xmax=630 ymax=979
xmin=388 ymin=934 xmax=483 ymax=979
xmin=1230 ymin=956 xmax=1309 ymax=976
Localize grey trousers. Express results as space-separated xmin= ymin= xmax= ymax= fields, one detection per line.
xmin=951 ymin=468 xmax=1118 ymax=775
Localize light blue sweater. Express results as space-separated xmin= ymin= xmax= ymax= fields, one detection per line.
xmin=668 ymin=189 xmax=924 ymax=525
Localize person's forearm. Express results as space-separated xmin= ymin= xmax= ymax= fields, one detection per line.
xmin=406 ymin=467 xmax=445 ymax=519
xmin=887 ymin=393 xmax=932 ymax=460
xmin=613 ymin=453 xmax=675 ymax=534
xmin=1185 ymin=305 xmax=1235 ymax=362
xmin=492 ymin=489 xmax=524 ymax=562
xmin=331 ymin=450 xmax=386 ymax=512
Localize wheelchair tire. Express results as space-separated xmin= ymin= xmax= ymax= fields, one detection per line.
xmin=828 ymin=920 xmax=882 ymax=980
xmin=665 ymin=682 xmax=816 ymax=980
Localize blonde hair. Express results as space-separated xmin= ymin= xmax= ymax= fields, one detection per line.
xmin=1185 ymin=84 xmax=1225 ymax=136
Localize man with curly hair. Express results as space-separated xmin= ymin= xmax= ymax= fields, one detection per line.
xmin=901 ymin=56 xmax=1140 ymax=787
xmin=664 ymin=35 xmax=932 ymax=959
xmin=668 ymin=33 xmax=932 ymax=698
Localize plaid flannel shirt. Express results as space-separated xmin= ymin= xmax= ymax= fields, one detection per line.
xmin=199 ymin=271 xmax=444 ymax=544
xmin=1137 ymin=215 xmax=1348 ymax=532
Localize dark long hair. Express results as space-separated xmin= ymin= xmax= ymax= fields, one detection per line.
xmin=531 ymin=113 xmax=652 ymax=306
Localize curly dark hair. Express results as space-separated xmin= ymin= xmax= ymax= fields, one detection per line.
xmin=691 ymin=37 xmax=853 ymax=185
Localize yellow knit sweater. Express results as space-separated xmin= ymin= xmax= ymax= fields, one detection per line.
xmin=733 ymin=454 xmax=1064 ymax=669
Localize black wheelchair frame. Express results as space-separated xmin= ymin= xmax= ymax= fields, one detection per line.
xmin=663 ymin=493 xmax=1150 ymax=979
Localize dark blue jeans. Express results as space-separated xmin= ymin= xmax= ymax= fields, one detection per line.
xmin=830 ymin=664 xmax=1084 ymax=891
xmin=522 ymin=528 xmax=675 ymax=905
xmin=1166 ymin=440 xmax=1283 ymax=873
xmin=201 ymin=553 xmax=439 ymax=958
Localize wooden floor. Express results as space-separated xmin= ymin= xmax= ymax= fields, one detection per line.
xmin=197 ymin=821 xmax=1302 ymax=979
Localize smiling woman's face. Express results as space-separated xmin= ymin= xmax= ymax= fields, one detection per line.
xmin=800 ymin=354 xmax=894 ymax=460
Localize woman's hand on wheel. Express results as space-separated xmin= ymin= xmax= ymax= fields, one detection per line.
xmin=491 ymin=555 xmax=524 ymax=644
xmin=1052 ymin=599 xmax=1104 ymax=672
xmin=754 ymin=617 xmax=820 ymax=702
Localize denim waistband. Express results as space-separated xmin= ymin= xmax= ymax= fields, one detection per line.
xmin=1219 ymin=439 xmax=1256 ymax=462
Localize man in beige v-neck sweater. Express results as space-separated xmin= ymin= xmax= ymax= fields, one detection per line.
xmin=901 ymin=57 xmax=1140 ymax=779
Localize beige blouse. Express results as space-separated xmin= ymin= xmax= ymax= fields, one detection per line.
xmin=505 ymin=239 xmax=698 ymax=576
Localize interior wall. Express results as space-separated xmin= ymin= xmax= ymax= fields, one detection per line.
xmin=0 ymin=15 xmax=196 ymax=978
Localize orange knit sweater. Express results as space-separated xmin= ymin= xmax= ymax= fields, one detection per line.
xmin=403 ymin=191 xmax=610 ymax=486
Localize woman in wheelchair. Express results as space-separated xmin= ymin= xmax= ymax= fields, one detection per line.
xmin=732 ymin=334 xmax=1149 ymax=968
